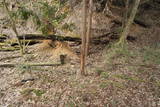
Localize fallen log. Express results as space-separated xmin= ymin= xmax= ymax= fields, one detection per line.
xmin=0 ymin=55 xmax=66 ymax=68
xmin=17 ymin=34 xmax=110 ymax=44
xmin=0 ymin=56 xmax=21 ymax=61
xmin=18 ymin=34 xmax=81 ymax=42
xmin=10 ymin=40 xmax=40 ymax=46
xmin=134 ymin=19 xmax=150 ymax=28
xmin=0 ymin=34 xmax=8 ymax=42
xmin=111 ymin=18 xmax=150 ymax=28
xmin=0 ymin=47 xmax=19 ymax=51
xmin=0 ymin=63 xmax=61 ymax=68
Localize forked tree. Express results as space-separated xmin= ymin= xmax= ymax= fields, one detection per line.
xmin=117 ymin=0 xmax=140 ymax=47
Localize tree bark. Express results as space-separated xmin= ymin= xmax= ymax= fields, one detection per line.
xmin=118 ymin=0 xmax=140 ymax=47
xmin=80 ymin=0 xmax=87 ymax=75
xmin=86 ymin=0 xmax=93 ymax=56
xmin=123 ymin=0 xmax=129 ymax=28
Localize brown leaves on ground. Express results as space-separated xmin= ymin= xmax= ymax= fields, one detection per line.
xmin=36 ymin=40 xmax=79 ymax=60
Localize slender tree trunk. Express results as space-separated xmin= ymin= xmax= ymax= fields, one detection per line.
xmin=80 ymin=0 xmax=87 ymax=75
xmin=3 ymin=0 xmax=24 ymax=55
xmin=123 ymin=0 xmax=129 ymax=29
xmin=86 ymin=0 xmax=93 ymax=56
xmin=118 ymin=0 xmax=140 ymax=47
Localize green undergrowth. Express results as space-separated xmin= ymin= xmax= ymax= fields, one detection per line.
xmin=105 ymin=43 xmax=134 ymax=66
xmin=113 ymin=74 xmax=144 ymax=82
xmin=99 ymin=80 xmax=125 ymax=89
xmin=142 ymin=46 xmax=160 ymax=64
xmin=21 ymin=88 xmax=46 ymax=97
xmin=105 ymin=42 xmax=160 ymax=67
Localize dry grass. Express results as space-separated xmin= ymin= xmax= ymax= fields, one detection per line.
xmin=36 ymin=40 xmax=79 ymax=60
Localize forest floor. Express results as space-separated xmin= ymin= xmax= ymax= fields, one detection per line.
xmin=0 ymin=35 xmax=160 ymax=107
xmin=0 ymin=1 xmax=160 ymax=106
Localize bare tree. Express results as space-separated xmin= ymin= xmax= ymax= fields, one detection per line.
xmin=86 ymin=0 xmax=93 ymax=56
xmin=123 ymin=0 xmax=129 ymax=29
xmin=117 ymin=0 xmax=140 ymax=47
xmin=80 ymin=0 xmax=87 ymax=75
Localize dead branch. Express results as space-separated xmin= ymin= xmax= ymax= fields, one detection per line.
xmin=0 ymin=54 xmax=66 ymax=68
xmin=3 ymin=0 xmax=24 ymax=55
xmin=0 ymin=62 xmax=62 ymax=68
xmin=0 ymin=47 xmax=19 ymax=51
xmin=17 ymin=34 xmax=110 ymax=45
xmin=18 ymin=34 xmax=81 ymax=42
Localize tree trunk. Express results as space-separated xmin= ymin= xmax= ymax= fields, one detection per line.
xmin=80 ymin=0 xmax=87 ymax=75
xmin=86 ymin=0 xmax=93 ymax=56
xmin=118 ymin=0 xmax=140 ymax=47
xmin=123 ymin=0 xmax=129 ymax=28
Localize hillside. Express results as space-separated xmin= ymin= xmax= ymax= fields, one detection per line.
xmin=0 ymin=0 xmax=160 ymax=106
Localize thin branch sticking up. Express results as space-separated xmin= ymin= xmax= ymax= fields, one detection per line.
xmin=3 ymin=0 xmax=24 ymax=55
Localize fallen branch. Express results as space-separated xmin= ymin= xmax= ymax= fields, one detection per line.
xmin=0 ymin=55 xmax=66 ymax=68
xmin=0 ymin=47 xmax=19 ymax=51
xmin=0 ymin=56 xmax=21 ymax=61
xmin=10 ymin=40 xmax=40 ymax=46
xmin=134 ymin=19 xmax=150 ymax=28
xmin=0 ymin=62 xmax=62 ymax=68
xmin=18 ymin=34 xmax=81 ymax=42
xmin=18 ymin=34 xmax=110 ymax=44
xmin=3 ymin=0 xmax=24 ymax=55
